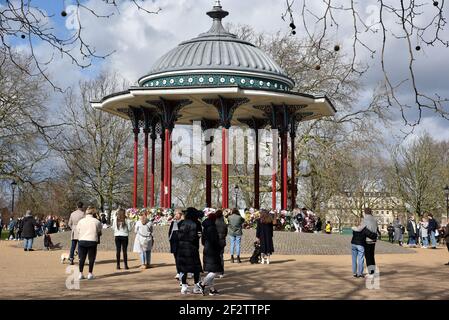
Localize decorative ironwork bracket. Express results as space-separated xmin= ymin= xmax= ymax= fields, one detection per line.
xmin=202 ymin=96 xmax=249 ymax=129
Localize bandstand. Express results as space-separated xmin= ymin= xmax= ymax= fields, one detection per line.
xmin=91 ymin=1 xmax=336 ymax=210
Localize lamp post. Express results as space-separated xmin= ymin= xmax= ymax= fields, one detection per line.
xmin=10 ymin=181 xmax=17 ymax=215
xmin=444 ymin=185 xmax=449 ymax=220
xmin=234 ymin=185 xmax=239 ymax=208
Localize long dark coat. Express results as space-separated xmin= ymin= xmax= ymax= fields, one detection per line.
xmin=176 ymin=219 xmax=203 ymax=274
xmin=168 ymin=220 xmax=179 ymax=254
xmin=201 ymin=219 xmax=224 ymax=273
xmin=21 ymin=216 xmax=37 ymax=239
xmin=215 ymin=216 xmax=227 ymax=249
xmin=256 ymin=220 xmax=274 ymax=255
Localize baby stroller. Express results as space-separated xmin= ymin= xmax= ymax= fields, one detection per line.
xmin=44 ymin=233 xmax=54 ymax=250
xmin=250 ymin=241 xmax=261 ymax=264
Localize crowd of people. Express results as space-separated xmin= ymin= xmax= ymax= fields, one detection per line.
xmin=351 ymin=208 xmax=449 ymax=279
xmin=3 ymin=202 xmax=449 ymax=294
xmin=167 ymin=207 xmax=276 ymax=295
xmin=386 ymin=214 xmax=447 ymax=249
xmin=1 ymin=213 xmax=68 ymax=250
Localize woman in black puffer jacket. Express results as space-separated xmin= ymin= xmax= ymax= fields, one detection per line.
xmin=176 ymin=207 xmax=203 ymax=294
xmin=198 ymin=212 xmax=224 ymax=296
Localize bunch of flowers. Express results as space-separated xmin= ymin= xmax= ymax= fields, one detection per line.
xmin=274 ymin=210 xmax=294 ymax=231
xmin=243 ymin=208 xmax=260 ymax=229
xmin=149 ymin=207 xmax=173 ymax=226
xmin=302 ymin=211 xmax=317 ymax=232
xmin=126 ymin=207 xmax=313 ymax=231
xmin=202 ymin=208 xmax=216 ymax=219
xmin=125 ymin=208 xmax=140 ymax=222
xmin=126 ymin=207 xmax=173 ymax=226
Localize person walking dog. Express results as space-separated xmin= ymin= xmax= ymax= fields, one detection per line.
xmin=68 ymin=202 xmax=85 ymax=265
xmin=76 ymin=207 xmax=102 ymax=280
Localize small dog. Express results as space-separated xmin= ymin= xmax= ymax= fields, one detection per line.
xmin=249 ymin=241 xmax=261 ymax=264
xmin=60 ymin=251 xmax=78 ymax=264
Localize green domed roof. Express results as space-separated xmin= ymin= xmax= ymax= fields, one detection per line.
xmin=138 ymin=2 xmax=295 ymax=91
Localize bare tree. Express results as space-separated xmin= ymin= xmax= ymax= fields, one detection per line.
xmin=0 ymin=51 xmax=63 ymax=187
xmin=55 ymin=72 xmax=134 ymax=210
xmin=389 ymin=133 xmax=443 ymax=217
xmin=0 ymin=0 xmax=160 ymax=90
xmin=282 ymin=0 xmax=449 ymax=126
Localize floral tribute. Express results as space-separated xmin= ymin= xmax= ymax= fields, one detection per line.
xmin=125 ymin=207 xmax=174 ymax=226
xmin=125 ymin=207 xmax=318 ymax=232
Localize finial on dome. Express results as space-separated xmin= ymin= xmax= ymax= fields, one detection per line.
xmin=207 ymin=0 xmax=228 ymax=21
xmin=206 ymin=0 xmax=229 ymax=35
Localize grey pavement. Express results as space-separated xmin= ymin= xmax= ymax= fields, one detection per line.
xmin=33 ymin=226 xmax=413 ymax=255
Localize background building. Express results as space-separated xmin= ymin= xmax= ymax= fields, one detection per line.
xmin=326 ymin=191 xmax=406 ymax=231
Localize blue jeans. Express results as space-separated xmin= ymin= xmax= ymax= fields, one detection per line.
xmin=140 ymin=251 xmax=151 ymax=265
xmin=351 ymin=244 xmax=365 ymax=276
xmin=430 ymin=231 xmax=437 ymax=247
xmin=69 ymin=239 xmax=78 ymax=260
xmin=229 ymin=235 xmax=241 ymax=256
xmin=409 ymin=236 xmax=416 ymax=245
xmin=422 ymin=237 xmax=429 ymax=247
xmin=24 ymin=238 xmax=34 ymax=250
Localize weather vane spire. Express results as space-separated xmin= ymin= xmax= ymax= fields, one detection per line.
xmin=214 ymin=0 xmax=222 ymax=7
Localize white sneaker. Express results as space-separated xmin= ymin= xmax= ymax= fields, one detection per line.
xmin=87 ymin=273 xmax=94 ymax=280
xmin=181 ymin=284 xmax=190 ymax=294
xmin=79 ymin=273 xmax=85 ymax=280
xmin=193 ymin=283 xmax=202 ymax=294
xmin=193 ymin=282 xmax=205 ymax=295
xmin=175 ymin=273 xmax=180 ymax=280
xmin=266 ymin=256 xmax=270 ymax=264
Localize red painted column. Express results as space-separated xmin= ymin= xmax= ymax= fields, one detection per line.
xmin=281 ymin=132 xmax=288 ymax=210
xmin=206 ymin=137 xmax=212 ymax=207
xmin=168 ymin=135 xmax=173 ymax=209
xmin=290 ymin=133 xmax=296 ymax=209
xmin=133 ymin=128 xmax=139 ymax=208
xmin=254 ymin=128 xmax=260 ymax=209
xmin=143 ymin=129 xmax=149 ymax=208
xmin=150 ymin=134 xmax=156 ymax=207
xmin=271 ymin=131 xmax=277 ymax=210
xmin=164 ymin=129 xmax=170 ymax=208
xmin=222 ymin=127 xmax=229 ymax=208
xmin=160 ymin=134 xmax=165 ymax=208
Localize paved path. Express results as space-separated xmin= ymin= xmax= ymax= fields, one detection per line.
xmin=33 ymin=226 xmax=413 ymax=255
xmin=0 ymin=241 xmax=448 ymax=300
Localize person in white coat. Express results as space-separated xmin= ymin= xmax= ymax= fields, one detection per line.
xmin=76 ymin=207 xmax=102 ymax=280
xmin=133 ymin=213 xmax=153 ymax=269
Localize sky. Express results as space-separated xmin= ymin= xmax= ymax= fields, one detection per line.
xmin=7 ymin=0 xmax=449 ymax=145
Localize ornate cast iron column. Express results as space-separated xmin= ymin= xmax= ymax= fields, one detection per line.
xmin=142 ymin=108 xmax=158 ymax=208
xmin=150 ymin=118 xmax=157 ymax=208
xmin=279 ymin=105 xmax=290 ymax=210
xmin=254 ymin=104 xmax=279 ymax=210
xmin=129 ymin=107 xmax=142 ymax=208
xmin=203 ymin=96 xmax=249 ymax=209
xmin=147 ymin=98 xmax=192 ymax=208
xmin=239 ymin=117 xmax=267 ymax=209
xmin=156 ymin=122 xmax=165 ymax=208
xmin=201 ymin=119 xmax=219 ymax=208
